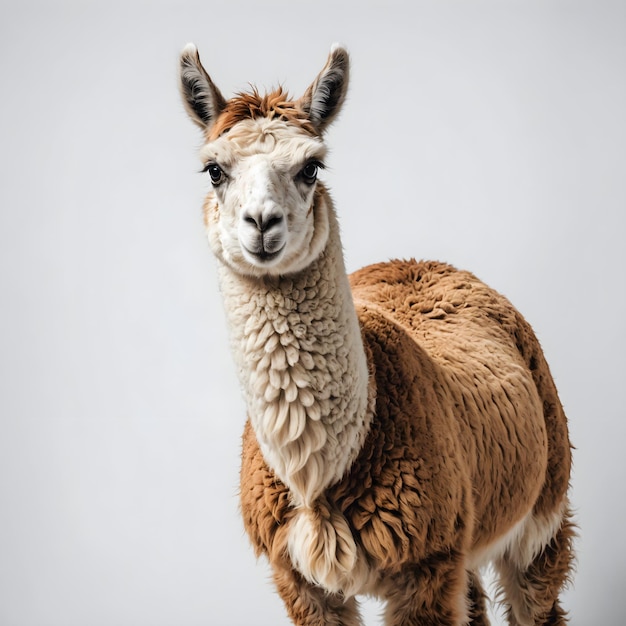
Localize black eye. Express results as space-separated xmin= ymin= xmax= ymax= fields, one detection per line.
xmin=300 ymin=161 xmax=320 ymax=185
xmin=204 ymin=163 xmax=225 ymax=186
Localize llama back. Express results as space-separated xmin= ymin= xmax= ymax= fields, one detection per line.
xmin=349 ymin=259 xmax=571 ymax=546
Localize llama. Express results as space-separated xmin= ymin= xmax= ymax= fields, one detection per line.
xmin=179 ymin=44 xmax=575 ymax=625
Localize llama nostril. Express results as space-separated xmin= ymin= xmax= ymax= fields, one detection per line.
xmin=264 ymin=215 xmax=283 ymax=231
xmin=243 ymin=212 xmax=283 ymax=233
xmin=244 ymin=214 xmax=258 ymax=228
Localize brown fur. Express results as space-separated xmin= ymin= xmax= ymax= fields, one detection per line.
xmin=240 ymin=260 xmax=574 ymax=624
xmin=467 ymin=571 xmax=490 ymax=625
xmin=207 ymin=88 xmax=316 ymax=140
xmin=495 ymin=510 xmax=576 ymax=624
xmin=180 ymin=43 xmax=574 ymax=625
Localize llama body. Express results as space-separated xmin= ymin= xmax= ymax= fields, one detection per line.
xmin=180 ymin=44 xmax=575 ymax=625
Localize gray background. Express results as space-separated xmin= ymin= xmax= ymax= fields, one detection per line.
xmin=1 ymin=1 xmax=624 ymax=624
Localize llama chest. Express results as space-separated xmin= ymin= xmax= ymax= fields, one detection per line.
xmin=220 ymin=259 xmax=372 ymax=508
xmin=238 ymin=309 xmax=477 ymax=583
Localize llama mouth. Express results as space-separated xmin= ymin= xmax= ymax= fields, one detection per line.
xmin=244 ymin=244 xmax=286 ymax=263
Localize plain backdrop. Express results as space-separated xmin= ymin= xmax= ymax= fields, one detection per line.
xmin=1 ymin=1 xmax=625 ymax=624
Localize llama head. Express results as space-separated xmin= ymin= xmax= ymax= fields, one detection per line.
xmin=179 ymin=44 xmax=349 ymax=277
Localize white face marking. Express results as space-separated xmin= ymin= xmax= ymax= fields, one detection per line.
xmin=200 ymin=118 xmax=330 ymax=277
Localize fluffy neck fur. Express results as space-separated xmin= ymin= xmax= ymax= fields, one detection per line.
xmin=217 ymin=191 xmax=374 ymax=508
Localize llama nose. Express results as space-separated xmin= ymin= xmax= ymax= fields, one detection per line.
xmin=243 ymin=210 xmax=284 ymax=233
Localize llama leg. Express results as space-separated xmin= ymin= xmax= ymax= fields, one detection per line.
xmin=467 ymin=570 xmax=490 ymax=625
xmin=271 ymin=560 xmax=363 ymax=626
xmin=494 ymin=507 xmax=575 ymax=626
xmin=382 ymin=552 xmax=469 ymax=626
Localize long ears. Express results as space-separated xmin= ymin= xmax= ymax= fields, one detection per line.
xmin=300 ymin=44 xmax=350 ymax=134
xmin=179 ymin=43 xmax=349 ymax=135
xmin=179 ymin=43 xmax=226 ymax=131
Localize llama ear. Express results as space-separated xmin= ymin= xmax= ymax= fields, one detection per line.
xmin=300 ymin=44 xmax=350 ymax=133
xmin=179 ymin=43 xmax=227 ymax=131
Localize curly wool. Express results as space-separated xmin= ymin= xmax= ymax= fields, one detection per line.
xmin=219 ymin=205 xmax=374 ymax=510
xmin=239 ymin=251 xmax=573 ymax=600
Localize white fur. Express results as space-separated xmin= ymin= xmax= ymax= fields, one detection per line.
xmin=468 ymin=500 xmax=567 ymax=571
xmin=205 ymin=118 xmax=375 ymax=510
xmin=202 ymin=119 xmax=329 ymax=278
xmin=182 ymin=42 xmax=197 ymax=56
xmin=287 ymin=506 xmax=371 ymax=596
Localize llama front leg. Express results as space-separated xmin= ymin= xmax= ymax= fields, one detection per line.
xmin=382 ymin=552 xmax=470 ymax=626
xmin=467 ymin=570 xmax=490 ymax=626
xmin=271 ymin=560 xmax=363 ymax=626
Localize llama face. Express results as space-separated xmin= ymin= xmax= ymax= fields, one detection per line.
xmin=180 ymin=43 xmax=349 ymax=276
xmin=199 ymin=118 xmax=331 ymax=277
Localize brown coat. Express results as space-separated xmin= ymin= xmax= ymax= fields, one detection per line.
xmin=240 ymin=259 xmax=571 ymax=580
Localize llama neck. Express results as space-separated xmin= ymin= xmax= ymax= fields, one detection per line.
xmin=217 ymin=205 xmax=374 ymax=508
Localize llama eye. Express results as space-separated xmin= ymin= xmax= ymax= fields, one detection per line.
xmin=204 ymin=163 xmax=225 ymax=186
xmin=300 ymin=162 xmax=319 ymax=185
